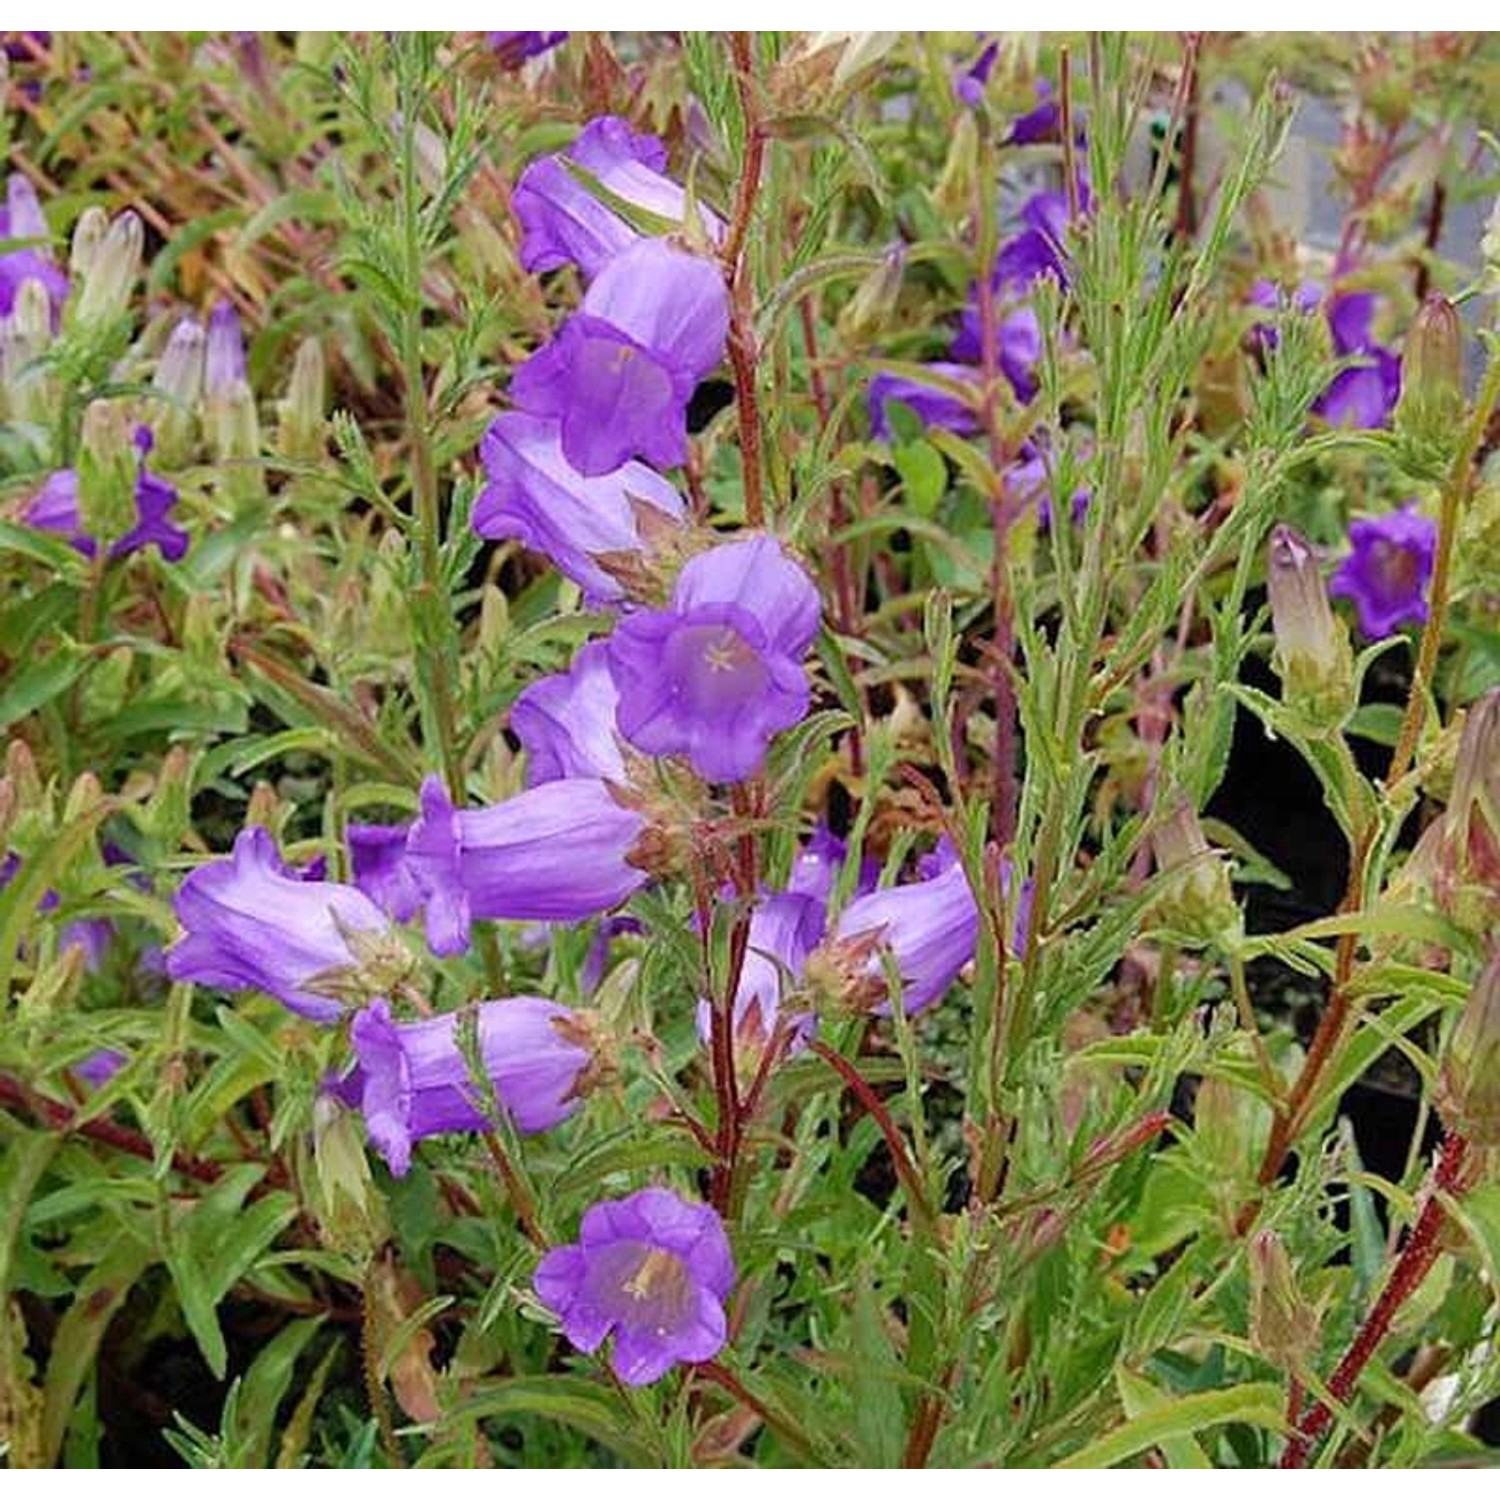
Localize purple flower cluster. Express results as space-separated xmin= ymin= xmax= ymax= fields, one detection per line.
xmin=869 ymin=109 xmax=1083 ymax=441
xmin=487 ymin=31 xmax=567 ymax=69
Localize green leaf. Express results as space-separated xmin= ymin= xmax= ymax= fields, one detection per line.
xmin=42 ymin=1229 xmax=156 ymax=1466
xmin=1057 ymin=1381 xmax=1285 ymax=1468
xmin=0 ymin=644 xmax=87 ymax=733
xmin=893 ymin=439 xmax=948 ymax=517
xmin=462 ymin=1375 xmax=661 ymax=1466
xmin=1115 ymin=1368 xmax=1212 ymax=1467
xmin=238 ymin=1317 xmax=326 ymax=1468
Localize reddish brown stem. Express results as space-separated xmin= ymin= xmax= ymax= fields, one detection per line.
xmin=808 ymin=1039 xmax=934 ymax=1230
xmin=1280 ymin=1131 xmax=1470 ymax=1467
xmin=696 ymin=1359 xmax=818 ymax=1462
xmin=0 ymin=1070 xmax=286 ymax=1194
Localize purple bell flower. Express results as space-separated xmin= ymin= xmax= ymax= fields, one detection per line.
xmin=605 ymin=535 xmax=821 ymax=783
xmin=512 ymin=640 xmax=627 ymax=787
xmin=829 ymin=852 xmax=979 ymax=1015
xmin=1329 ymin=503 xmax=1437 ymax=639
xmin=510 ymin=238 xmax=729 ymax=476
xmin=695 ymin=890 xmax=823 ymax=1062
xmin=948 ymin=304 xmax=1043 ymax=400
xmin=0 ymin=173 xmax=68 ymax=321
xmin=205 ymin=298 xmax=247 ymax=396
xmin=995 ymin=191 xmax=1072 ymax=293
xmin=1007 ymin=79 xmax=1063 ymax=144
xmin=869 ymin=363 xmax=981 ymax=440
xmin=534 ymin=1186 xmax=735 ymax=1386
xmin=514 ymin=115 xmax=723 ymax=283
xmin=343 ymin=996 xmax=593 ymax=1176
xmin=406 ymin=775 xmax=649 ymax=958
xmin=787 ymin=824 xmax=878 ymax=907
xmin=166 ymin=827 xmax=391 ymax=1024
xmin=23 ymin=434 xmax=190 ymax=563
xmin=952 ymin=40 xmax=1000 ymax=108
xmin=347 ymin=821 xmax=423 ymax=924
xmin=473 ymin=411 xmax=685 ymax=603
xmin=487 ymin=31 xmax=568 ymax=68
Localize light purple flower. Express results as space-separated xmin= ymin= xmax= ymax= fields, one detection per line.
xmin=869 ymin=363 xmax=980 ymax=440
xmin=0 ymin=172 xmax=68 ymax=320
xmin=695 ymin=890 xmax=824 ymax=1058
xmin=1246 ymin=276 xmax=1323 ymax=353
xmin=512 ymin=640 xmax=627 ymax=787
xmin=166 ymin=827 xmax=390 ymax=1024
xmin=406 ymin=775 xmax=649 ymax=958
xmin=1329 ymin=504 xmax=1437 ymax=639
xmin=205 ymin=298 xmax=247 ymax=396
xmin=23 ymin=435 xmax=190 ymax=563
xmin=487 ymin=31 xmax=568 ymax=68
xmin=514 ymin=115 xmax=723 ymax=283
xmin=606 ymin=535 xmax=821 ymax=783
xmin=830 ymin=853 xmax=979 ymax=1015
xmin=347 ymin=821 xmax=423 ymax=924
xmin=1314 ymin=351 xmax=1401 ymax=429
xmin=949 ymin=303 xmax=1043 ymax=400
xmin=1007 ymin=79 xmax=1063 ymax=144
xmin=510 ymin=238 xmax=729 ymax=475
xmin=787 ymin=824 xmax=877 ymax=907
xmin=534 ymin=1186 xmax=735 ymax=1385
xmin=995 ymin=191 xmax=1072 ymax=293
xmin=953 ymin=40 xmax=1000 ymax=108
xmin=342 ymin=996 xmax=592 ymax=1176
xmin=473 ymin=412 xmax=685 ymax=603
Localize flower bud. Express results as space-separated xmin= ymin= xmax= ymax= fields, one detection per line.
xmin=208 ymin=380 xmax=265 ymax=504
xmin=1266 ymin=524 xmax=1354 ymax=730
xmin=276 ymin=335 xmax=326 ymax=462
xmin=1248 ymin=1229 xmax=1320 ymax=1371
xmin=67 ymin=205 xmax=109 ymax=284
xmin=1439 ymin=948 xmax=1500 ymax=1147
xmin=72 ymin=210 xmax=142 ymax=330
xmin=0 ymin=277 xmax=57 ymax=424
xmin=309 ymin=1093 xmax=388 ymax=1259
xmin=150 ymin=317 xmax=205 ymax=466
xmin=76 ymin=399 xmax=140 ymax=544
xmin=1150 ymin=798 xmax=1240 ymax=947
xmin=837 ymin=244 xmax=906 ymax=344
xmin=1396 ymin=293 xmax=1465 ymax=476
xmin=1415 ymin=689 xmax=1500 ymax=936
xmin=204 ymin=298 xmax=246 ymax=399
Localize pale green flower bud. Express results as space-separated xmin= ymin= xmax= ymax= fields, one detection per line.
xmin=276 ymin=335 xmax=326 ymax=462
xmin=72 ymin=210 xmax=142 ymax=330
xmin=67 ymin=205 xmax=109 ymax=284
xmin=1249 ymin=1230 xmax=1320 ymax=1371
xmin=1266 ymin=524 xmax=1353 ymax=730
xmin=76 ymin=399 xmax=139 ymax=545
xmin=1439 ymin=948 xmax=1500 ymax=1147
xmin=151 ymin=317 xmax=205 ymax=467
xmin=1396 ymin=293 xmax=1465 ymax=479
xmin=1150 ymin=797 xmax=1240 ymax=946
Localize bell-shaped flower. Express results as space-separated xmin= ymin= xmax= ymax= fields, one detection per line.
xmin=606 ymin=535 xmax=821 ymax=783
xmin=514 ymin=115 xmax=722 ymax=282
xmin=342 ymin=996 xmax=597 ymax=1176
xmin=512 ymin=640 xmax=628 ymax=787
xmin=405 ymin=775 xmax=649 ymax=958
xmin=534 ymin=1187 xmax=735 ymax=1386
xmin=510 ymin=238 xmax=729 ymax=476
xmin=473 ymin=411 xmax=684 ymax=603
xmin=167 ymin=827 xmax=394 ymax=1024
